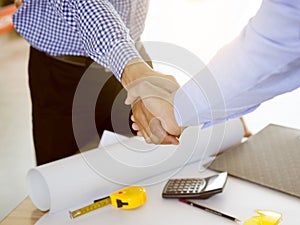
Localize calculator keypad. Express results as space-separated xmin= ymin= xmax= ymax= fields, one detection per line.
xmin=164 ymin=178 xmax=206 ymax=194
xmin=162 ymin=173 xmax=228 ymax=199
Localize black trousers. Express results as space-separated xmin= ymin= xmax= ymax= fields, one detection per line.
xmin=28 ymin=47 xmax=143 ymax=165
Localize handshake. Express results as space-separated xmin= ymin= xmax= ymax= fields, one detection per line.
xmin=122 ymin=60 xmax=185 ymax=145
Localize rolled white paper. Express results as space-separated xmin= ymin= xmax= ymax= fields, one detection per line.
xmin=27 ymin=118 xmax=244 ymax=213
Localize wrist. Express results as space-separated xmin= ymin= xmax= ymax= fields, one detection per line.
xmin=121 ymin=59 xmax=153 ymax=88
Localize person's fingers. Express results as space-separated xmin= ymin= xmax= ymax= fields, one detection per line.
xmin=132 ymin=99 xmax=180 ymax=145
xmin=130 ymin=103 xmax=151 ymax=140
xmin=139 ymin=101 xmax=171 ymax=144
xmin=147 ymin=117 xmax=167 ymax=144
xmin=137 ymin=123 xmax=151 ymax=144
xmin=162 ymin=135 xmax=179 ymax=145
xmin=142 ymin=92 xmax=182 ymax=136
xmin=132 ymin=123 xmax=139 ymax=131
xmin=148 ymin=117 xmax=179 ymax=145
xmin=140 ymin=103 xmax=179 ymax=145
xmin=129 ymin=83 xmax=180 ymax=136
xmin=136 ymin=119 xmax=178 ymax=144
xmin=125 ymin=75 xmax=182 ymax=137
xmin=132 ymin=100 xmax=153 ymax=141
xmin=132 ymin=100 xmax=173 ymax=144
xmin=137 ymin=102 xmax=167 ymax=144
xmin=131 ymin=114 xmax=136 ymax=122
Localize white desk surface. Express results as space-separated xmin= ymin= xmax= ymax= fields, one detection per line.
xmin=36 ymin=162 xmax=299 ymax=225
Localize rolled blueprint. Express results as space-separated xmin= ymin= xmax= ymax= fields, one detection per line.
xmin=27 ymin=118 xmax=244 ymax=214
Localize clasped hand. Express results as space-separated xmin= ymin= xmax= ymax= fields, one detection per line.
xmin=122 ymin=61 xmax=184 ymax=144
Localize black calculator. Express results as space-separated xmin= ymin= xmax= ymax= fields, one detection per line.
xmin=162 ymin=172 xmax=228 ymax=199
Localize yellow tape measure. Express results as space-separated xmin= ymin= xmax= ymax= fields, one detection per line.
xmin=69 ymin=186 xmax=147 ymax=219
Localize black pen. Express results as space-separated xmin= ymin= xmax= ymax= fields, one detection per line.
xmin=179 ymin=198 xmax=241 ymax=223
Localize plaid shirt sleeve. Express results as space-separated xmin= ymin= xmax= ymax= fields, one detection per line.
xmin=48 ymin=0 xmax=142 ymax=80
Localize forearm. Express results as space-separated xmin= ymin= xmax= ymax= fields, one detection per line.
xmin=48 ymin=0 xmax=142 ymax=80
xmin=174 ymin=0 xmax=300 ymax=127
xmin=208 ymin=0 xmax=300 ymax=101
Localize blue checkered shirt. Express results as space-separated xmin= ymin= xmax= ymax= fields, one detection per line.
xmin=12 ymin=0 xmax=149 ymax=80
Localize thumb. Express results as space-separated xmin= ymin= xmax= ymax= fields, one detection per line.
xmin=124 ymin=83 xmax=141 ymax=105
xmin=125 ymin=94 xmax=138 ymax=105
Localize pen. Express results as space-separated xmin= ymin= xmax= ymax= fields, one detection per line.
xmin=179 ymin=198 xmax=241 ymax=223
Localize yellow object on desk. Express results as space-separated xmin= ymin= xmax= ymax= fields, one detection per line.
xmin=69 ymin=186 xmax=147 ymax=219
xmin=243 ymin=210 xmax=282 ymax=225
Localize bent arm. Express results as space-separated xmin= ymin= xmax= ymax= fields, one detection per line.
xmin=174 ymin=0 xmax=300 ymax=127
xmin=49 ymin=0 xmax=141 ymax=79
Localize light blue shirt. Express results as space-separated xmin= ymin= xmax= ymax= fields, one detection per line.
xmin=174 ymin=0 xmax=300 ymax=127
